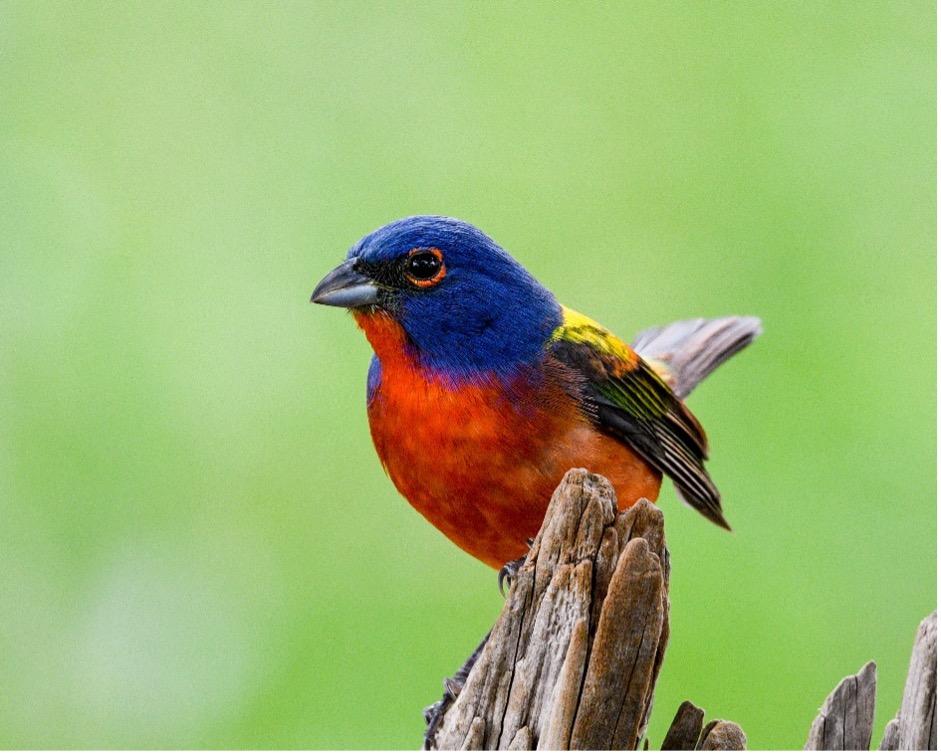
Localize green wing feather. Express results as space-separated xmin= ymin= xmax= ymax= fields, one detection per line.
xmin=549 ymin=306 xmax=729 ymax=530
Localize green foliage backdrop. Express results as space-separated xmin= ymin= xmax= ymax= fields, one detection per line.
xmin=1 ymin=2 xmax=935 ymax=749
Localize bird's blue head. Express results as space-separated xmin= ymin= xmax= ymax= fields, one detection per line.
xmin=312 ymin=216 xmax=562 ymax=380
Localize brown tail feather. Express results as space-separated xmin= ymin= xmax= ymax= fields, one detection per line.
xmin=631 ymin=316 xmax=762 ymax=399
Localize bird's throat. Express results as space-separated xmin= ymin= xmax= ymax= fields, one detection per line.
xmin=352 ymin=309 xmax=417 ymax=373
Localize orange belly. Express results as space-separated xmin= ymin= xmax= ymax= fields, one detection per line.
xmin=355 ymin=310 xmax=662 ymax=569
xmin=367 ymin=364 xmax=661 ymax=569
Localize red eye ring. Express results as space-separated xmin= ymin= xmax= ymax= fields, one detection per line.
xmin=405 ymin=247 xmax=446 ymax=288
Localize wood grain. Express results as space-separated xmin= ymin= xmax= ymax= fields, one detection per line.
xmin=429 ymin=469 xmax=670 ymax=751
xmin=879 ymin=611 xmax=937 ymax=751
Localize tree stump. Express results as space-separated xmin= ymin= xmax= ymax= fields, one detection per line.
xmin=423 ymin=468 xmax=932 ymax=751
xmin=804 ymin=662 xmax=877 ymax=750
xmin=660 ymin=701 xmax=746 ymax=751
xmin=802 ymin=612 xmax=938 ymax=751
xmin=879 ymin=611 xmax=937 ymax=751
xmin=428 ymin=468 xmax=670 ymax=750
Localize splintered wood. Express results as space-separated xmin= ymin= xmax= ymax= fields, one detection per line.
xmin=804 ymin=662 xmax=877 ymax=750
xmin=429 ymin=469 xmax=670 ymax=751
xmin=424 ymin=467 xmax=935 ymax=751
xmin=879 ymin=611 xmax=937 ymax=751
xmin=803 ymin=612 xmax=937 ymax=751
xmin=660 ymin=701 xmax=746 ymax=751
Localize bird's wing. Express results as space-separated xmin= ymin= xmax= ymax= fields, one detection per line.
xmin=548 ymin=306 xmax=729 ymax=529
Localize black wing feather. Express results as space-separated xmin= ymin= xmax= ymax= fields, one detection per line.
xmin=550 ymin=337 xmax=730 ymax=530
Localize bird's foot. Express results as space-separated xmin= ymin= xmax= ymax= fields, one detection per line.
xmin=497 ymin=538 xmax=534 ymax=596
xmin=422 ymin=629 xmax=492 ymax=750
xmin=422 ymin=691 xmax=455 ymax=750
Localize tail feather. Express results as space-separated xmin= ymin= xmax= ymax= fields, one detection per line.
xmin=631 ymin=316 xmax=762 ymax=399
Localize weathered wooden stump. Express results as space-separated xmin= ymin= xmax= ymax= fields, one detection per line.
xmin=428 ymin=468 xmax=671 ymax=750
xmin=805 ymin=662 xmax=877 ymax=750
xmin=423 ymin=468 xmax=933 ymax=751
xmin=660 ymin=701 xmax=746 ymax=751
xmin=801 ymin=613 xmax=937 ymax=751
xmin=878 ymin=611 xmax=937 ymax=751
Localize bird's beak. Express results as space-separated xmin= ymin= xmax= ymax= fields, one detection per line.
xmin=311 ymin=258 xmax=380 ymax=308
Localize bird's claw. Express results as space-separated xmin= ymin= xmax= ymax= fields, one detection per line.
xmin=422 ymin=629 xmax=492 ymax=749
xmin=498 ymin=539 xmax=534 ymax=596
xmin=444 ymin=677 xmax=462 ymax=698
xmin=423 ymin=702 xmax=436 ymax=726
xmin=422 ymin=676 xmax=462 ymax=749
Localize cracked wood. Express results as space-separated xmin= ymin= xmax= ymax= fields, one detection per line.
xmin=428 ymin=469 xmax=670 ymax=751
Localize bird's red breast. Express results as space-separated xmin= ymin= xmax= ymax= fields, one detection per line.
xmin=354 ymin=310 xmax=662 ymax=569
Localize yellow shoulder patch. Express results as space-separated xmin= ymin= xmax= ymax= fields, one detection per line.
xmin=551 ymin=305 xmax=638 ymax=368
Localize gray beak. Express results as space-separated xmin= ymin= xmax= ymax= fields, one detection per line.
xmin=310 ymin=258 xmax=380 ymax=308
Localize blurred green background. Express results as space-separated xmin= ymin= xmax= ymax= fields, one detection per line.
xmin=0 ymin=1 xmax=935 ymax=749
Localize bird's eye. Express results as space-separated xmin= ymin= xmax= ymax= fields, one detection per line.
xmin=405 ymin=248 xmax=446 ymax=288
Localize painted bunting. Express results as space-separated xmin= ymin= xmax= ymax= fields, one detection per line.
xmin=312 ymin=216 xmax=760 ymax=569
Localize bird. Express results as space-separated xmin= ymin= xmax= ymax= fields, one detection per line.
xmin=311 ymin=216 xmax=760 ymax=570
